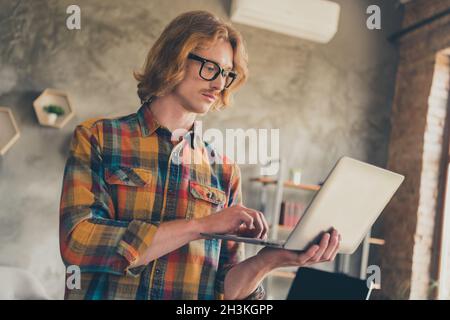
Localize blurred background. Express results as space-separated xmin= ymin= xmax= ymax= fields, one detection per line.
xmin=0 ymin=0 xmax=449 ymax=300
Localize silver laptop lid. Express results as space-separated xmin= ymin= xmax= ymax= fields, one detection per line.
xmin=284 ymin=157 xmax=404 ymax=254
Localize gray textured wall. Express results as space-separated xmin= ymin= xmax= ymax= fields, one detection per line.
xmin=0 ymin=0 xmax=402 ymax=299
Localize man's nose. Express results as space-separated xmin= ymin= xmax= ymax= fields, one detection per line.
xmin=210 ymin=73 xmax=226 ymax=90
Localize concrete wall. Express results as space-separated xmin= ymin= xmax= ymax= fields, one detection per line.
xmin=0 ymin=0 xmax=402 ymax=299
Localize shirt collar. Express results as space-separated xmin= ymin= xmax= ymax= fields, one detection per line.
xmin=137 ymin=98 xmax=202 ymax=149
xmin=137 ymin=97 xmax=160 ymax=137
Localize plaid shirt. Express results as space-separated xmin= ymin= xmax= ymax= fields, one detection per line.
xmin=59 ymin=102 xmax=265 ymax=300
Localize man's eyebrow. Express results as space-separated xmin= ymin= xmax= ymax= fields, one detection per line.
xmin=217 ymin=62 xmax=233 ymax=70
xmin=196 ymin=53 xmax=233 ymax=71
xmin=209 ymin=57 xmax=233 ymax=70
xmin=222 ymin=62 xmax=233 ymax=70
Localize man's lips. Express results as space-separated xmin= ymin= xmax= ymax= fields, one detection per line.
xmin=201 ymin=92 xmax=216 ymax=102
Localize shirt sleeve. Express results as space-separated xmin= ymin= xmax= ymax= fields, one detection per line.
xmin=59 ymin=123 xmax=158 ymax=277
xmin=214 ymin=163 xmax=265 ymax=300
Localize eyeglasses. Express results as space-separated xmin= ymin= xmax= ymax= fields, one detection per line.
xmin=188 ymin=53 xmax=237 ymax=89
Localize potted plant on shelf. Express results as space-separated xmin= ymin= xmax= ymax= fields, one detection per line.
xmin=43 ymin=104 xmax=65 ymax=125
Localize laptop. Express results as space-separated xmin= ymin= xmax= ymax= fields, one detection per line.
xmin=287 ymin=267 xmax=375 ymax=300
xmin=201 ymin=156 xmax=404 ymax=254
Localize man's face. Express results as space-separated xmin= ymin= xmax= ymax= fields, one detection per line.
xmin=173 ymin=38 xmax=234 ymax=114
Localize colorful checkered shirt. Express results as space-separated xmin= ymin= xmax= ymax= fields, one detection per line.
xmin=59 ymin=102 xmax=265 ymax=300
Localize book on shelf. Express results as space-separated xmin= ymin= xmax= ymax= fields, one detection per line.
xmin=279 ymin=201 xmax=305 ymax=228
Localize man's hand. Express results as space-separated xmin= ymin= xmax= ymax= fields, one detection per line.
xmin=196 ymin=204 xmax=269 ymax=240
xmin=222 ymin=229 xmax=341 ymax=300
xmin=257 ymin=229 xmax=341 ymax=269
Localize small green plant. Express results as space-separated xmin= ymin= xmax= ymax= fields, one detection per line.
xmin=43 ymin=104 xmax=65 ymax=116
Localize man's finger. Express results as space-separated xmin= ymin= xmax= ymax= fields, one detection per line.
xmin=250 ymin=209 xmax=264 ymax=238
xmin=322 ymin=229 xmax=339 ymax=260
xmin=236 ymin=206 xmax=269 ymax=239
xmin=328 ymin=234 xmax=341 ymax=261
xmin=238 ymin=210 xmax=255 ymax=230
xmin=242 ymin=208 xmax=264 ymax=238
xmin=311 ymin=233 xmax=330 ymax=262
xmin=259 ymin=211 xmax=269 ymax=239
xmin=298 ymin=245 xmax=319 ymax=265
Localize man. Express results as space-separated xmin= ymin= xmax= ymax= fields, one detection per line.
xmin=59 ymin=10 xmax=340 ymax=300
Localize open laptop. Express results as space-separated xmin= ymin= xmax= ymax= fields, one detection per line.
xmin=201 ymin=156 xmax=404 ymax=254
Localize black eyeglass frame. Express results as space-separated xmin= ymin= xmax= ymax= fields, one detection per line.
xmin=187 ymin=53 xmax=237 ymax=89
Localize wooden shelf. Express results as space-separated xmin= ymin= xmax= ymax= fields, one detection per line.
xmin=269 ymin=270 xmax=296 ymax=279
xmin=33 ymin=88 xmax=75 ymax=129
xmin=250 ymin=177 xmax=321 ymax=191
xmin=368 ymin=237 xmax=385 ymax=245
xmin=0 ymin=107 xmax=20 ymax=156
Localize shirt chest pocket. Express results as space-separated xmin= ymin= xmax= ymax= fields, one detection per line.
xmin=104 ymin=166 xmax=155 ymax=220
xmin=187 ymin=180 xmax=227 ymax=219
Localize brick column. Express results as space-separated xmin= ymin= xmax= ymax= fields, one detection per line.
xmin=380 ymin=0 xmax=450 ymax=299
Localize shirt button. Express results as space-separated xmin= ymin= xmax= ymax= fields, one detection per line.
xmin=155 ymin=268 xmax=161 ymax=275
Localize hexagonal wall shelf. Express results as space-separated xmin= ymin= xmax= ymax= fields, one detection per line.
xmin=33 ymin=88 xmax=75 ymax=129
xmin=0 ymin=107 xmax=21 ymax=156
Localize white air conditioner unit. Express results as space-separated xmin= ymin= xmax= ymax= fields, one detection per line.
xmin=230 ymin=0 xmax=341 ymax=43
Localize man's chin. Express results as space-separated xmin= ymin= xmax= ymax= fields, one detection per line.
xmin=188 ymin=103 xmax=212 ymax=115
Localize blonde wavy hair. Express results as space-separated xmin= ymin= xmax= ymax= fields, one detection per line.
xmin=134 ymin=10 xmax=248 ymax=110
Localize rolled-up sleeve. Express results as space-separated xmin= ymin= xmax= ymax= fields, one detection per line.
xmin=59 ymin=123 xmax=158 ymax=277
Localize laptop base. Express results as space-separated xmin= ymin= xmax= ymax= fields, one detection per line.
xmin=200 ymin=233 xmax=285 ymax=248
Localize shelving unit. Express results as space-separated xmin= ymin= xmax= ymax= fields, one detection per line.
xmin=250 ymin=160 xmax=320 ymax=241
xmin=250 ymin=171 xmax=321 ymax=283
xmin=0 ymin=107 xmax=20 ymax=156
